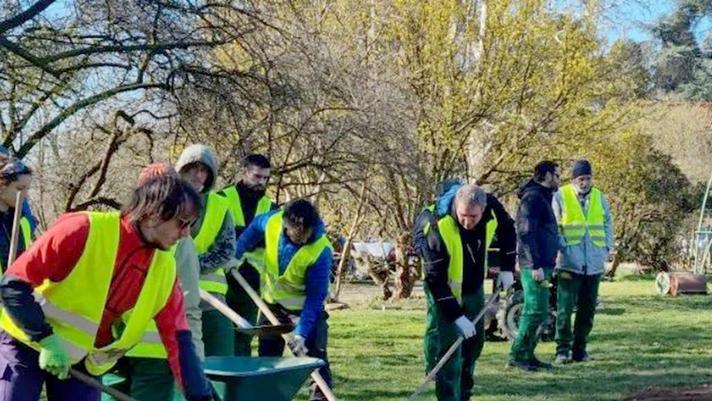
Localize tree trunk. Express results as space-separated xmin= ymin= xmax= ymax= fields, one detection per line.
xmin=366 ymin=256 xmax=392 ymax=300
xmin=394 ymin=232 xmax=418 ymax=299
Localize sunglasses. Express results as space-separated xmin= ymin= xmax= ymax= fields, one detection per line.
xmin=177 ymin=217 xmax=196 ymax=230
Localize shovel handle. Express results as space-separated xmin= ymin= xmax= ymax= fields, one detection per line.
xmin=70 ymin=368 xmax=139 ymax=401
xmin=199 ymin=289 xmax=253 ymax=329
xmin=404 ymin=290 xmax=501 ymax=401
xmin=230 ymin=269 xmax=339 ymax=401
xmin=7 ymin=192 xmax=23 ymax=268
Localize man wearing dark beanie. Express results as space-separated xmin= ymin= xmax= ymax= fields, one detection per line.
xmin=552 ymin=159 xmax=614 ymax=364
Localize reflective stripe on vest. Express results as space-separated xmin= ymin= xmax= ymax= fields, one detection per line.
xmin=0 ymin=212 xmax=176 ymax=375
xmin=195 ymin=192 xmax=230 ymax=295
xmin=261 ymin=212 xmax=332 ymax=311
xmin=435 ymin=211 xmax=497 ymax=304
xmin=560 ymin=184 xmax=606 ymax=247
xmin=124 ymin=247 xmax=178 ymax=359
xmin=221 ymin=186 xmax=273 ymax=271
xmin=0 ymin=217 xmax=33 ymax=272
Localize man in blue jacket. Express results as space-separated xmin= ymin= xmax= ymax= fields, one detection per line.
xmin=232 ymin=198 xmax=333 ymax=401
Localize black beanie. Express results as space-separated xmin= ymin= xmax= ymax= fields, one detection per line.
xmin=572 ymin=159 xmax=592 ymax=179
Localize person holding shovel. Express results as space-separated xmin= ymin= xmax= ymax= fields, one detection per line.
xmin=231 ymin=198 xmax=333 ymax=401
xmin=0 ymin=174 xmax=217 ymax=401
xmin=218 ymin=154 xmax=277 ymax=356
xmin=419 ymin=183 xmax=516 ymax=401
xmin=176 ymin=144 xmax=237 ymax=358
xmin=0 ymin=155 xmax=34 ymax=271
xmin=552 ymin=159 xmax=614 ymax=364
xmin=508 ymin=160 xmax=561 ymax=372
xmin=103 ymin=162 xmax=205 ymax=401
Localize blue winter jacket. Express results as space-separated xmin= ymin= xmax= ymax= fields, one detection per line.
xmin=235 ymin=210 xmax=332 ymax=338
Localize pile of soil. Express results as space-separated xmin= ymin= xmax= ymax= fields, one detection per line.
xmin=623 ymin=385 xmax=712 ymax=401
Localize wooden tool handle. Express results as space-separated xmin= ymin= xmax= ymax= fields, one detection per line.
xmin=7 ymin=192 xmax=23 ymax=268
xmin=199 ymin=289 xmax=253 ymax=328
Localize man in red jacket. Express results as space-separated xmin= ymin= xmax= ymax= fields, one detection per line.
xmin=0 ymin=175 xmax=216 ymax=401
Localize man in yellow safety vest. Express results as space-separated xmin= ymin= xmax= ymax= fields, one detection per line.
xmin=418 ymin=183 xmax=516 ymax=401
xmin=219 ymin=154 xmax=276 ymax=356
xmin=553 ymin=159 xmax=614 ymax=364
xmin=0 ymin=175 xmax=216 ymax=401
xmin=232 ymin=198 xmax=333 ymax=401
xmin=176 ymin=144 xmax=237 ymax=358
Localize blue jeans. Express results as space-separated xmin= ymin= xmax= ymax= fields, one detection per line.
xmin=0 ymin=331 xmax=100 ymax=401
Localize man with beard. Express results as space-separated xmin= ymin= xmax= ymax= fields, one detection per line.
xmin=219 ymin=154 xmax=277 ymax=356
xmin=552 ymin=159 xmax=614 ymax=364
xmin=508 ymin=160 xmax=561 ymax=372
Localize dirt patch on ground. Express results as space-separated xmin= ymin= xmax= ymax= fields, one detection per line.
xmin=623 ymin=385 xmax=712 ymax=401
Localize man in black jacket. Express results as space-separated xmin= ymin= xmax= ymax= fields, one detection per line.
xmin=219 ymin=154 xmax=277 ymax=356
xmin=418 ymin=183 xmax=516 ymax=401
xmin=508 ymin=160 xmax=561 ymax=371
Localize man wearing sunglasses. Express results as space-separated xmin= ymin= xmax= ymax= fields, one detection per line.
xmin=0 ymin=175 xmax=217 ymax=401
xmin=218 ymin=154 xmax=277 ymax=357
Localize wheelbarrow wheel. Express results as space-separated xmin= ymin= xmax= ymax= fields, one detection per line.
xmin=495 ymin=290 xmax=556 ymax=342
xmin=496 ymin=290 xmax=524 ymax=341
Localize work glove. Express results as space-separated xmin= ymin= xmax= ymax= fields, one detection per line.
xmin=497 ymin=271 xmax=514 ymax=290
xmin=454 ymin=316 xmax=476 ymax=339
xmin=289 ymin=334 xmax=308 ymax=355
xmin=39 ymin=334 xmax=71 ymax=379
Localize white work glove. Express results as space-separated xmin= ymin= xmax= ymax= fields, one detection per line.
xmin=454 ymin=316 xmax=476 ymax=339
xmin=497 ymin=271 xmax=514 ymax=290
xmin=289 ymin=334 xmax=308 ymax=355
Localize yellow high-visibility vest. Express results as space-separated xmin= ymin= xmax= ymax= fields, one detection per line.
xmin=221 ymin=185 xmax=272 ymax=270
xmin=194 ymin=192 xmax=230 ymax=295
xmin=426 ymin=211 xmax=497 ymax=304
xmin=0 ymin=212 xmax=176 ymax=375
xmin=261 ymin=212 xmax=332 ymax=311
xmin=0 ymin=216 xmax=33 ymax=272
xmin=559 ymin=184 xmax=606 ymax=247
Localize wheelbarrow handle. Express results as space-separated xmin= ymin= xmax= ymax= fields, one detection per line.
xmin=404 ymin=290 xmax=501 ymax=401
xmin=230 ymin=269 xmax=340 ymax=401
xmin=70 ymin=368 xmax=139 ymax=401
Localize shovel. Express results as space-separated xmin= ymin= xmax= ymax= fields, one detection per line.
xmin=199 ymin=289 xmax=294 ymax=336
xmin=404 ymin=289 xmax=501 ymax=401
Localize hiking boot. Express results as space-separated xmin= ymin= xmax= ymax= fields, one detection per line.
xmin=506 ymin=359 xmax=537 ymax=372
xmin=554 ymin=353 xmax=572 ymax=365
xmin=528 ymin=358 xmax=553 ymax=370
xmin=572 ymin=351 xmax=591 ymax=362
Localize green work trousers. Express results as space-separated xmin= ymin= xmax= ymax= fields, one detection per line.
xmin=424 ymin=286 xmax=485 ymax=401
xmin=202 ymin=307 xmax=235 ymax=357
xmin=555 ymin=271 xmax=601 ymax=357
xmin=509 ymin=268 xmax=552 ymax=362
xmin=225 ymin=263 xmax=261 ymax=356
xmin=102 ymin=358 xmax=174 ymax=401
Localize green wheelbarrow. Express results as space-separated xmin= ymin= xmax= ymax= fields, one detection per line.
xmin=102 ymin=356 xmax=325 ymax=401
xmin=205 ymin=356 xmax=326 ymax=401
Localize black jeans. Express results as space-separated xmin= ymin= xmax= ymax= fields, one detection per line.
xmin=258 ymin=305 xmax=332 ymax=401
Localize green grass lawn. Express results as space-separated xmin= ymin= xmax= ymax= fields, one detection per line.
xmin=318 ymin=276 xmax=712 ymax=401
